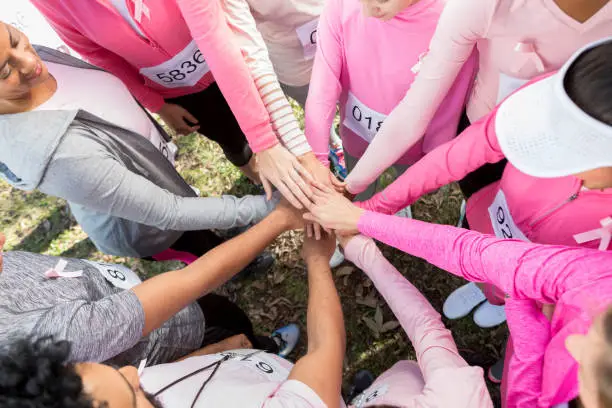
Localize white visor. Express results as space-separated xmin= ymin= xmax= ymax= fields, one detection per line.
xmin=495 ymin=36 xmax=612 ymax=178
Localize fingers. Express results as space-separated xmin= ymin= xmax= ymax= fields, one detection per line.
xmin=313 ymin=222 xmax=322 ymax=240
xmin=275 ymin=180 xmax=304 ymax=209
xmin=293 ymin=161 xmax=315 ymax=183
xmin=182 ymin=109 xmax=199 ymax=125
xmin=261 ymin=177 xmax=274 ymax=201
xmin=306 ymin=223 xmax=313 ymax=238
xmin=287 ymin=168 xmax=314 ymax=207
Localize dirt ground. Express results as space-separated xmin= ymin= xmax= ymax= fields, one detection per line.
xmin=0 ymin=115 xmax=505 ymax=406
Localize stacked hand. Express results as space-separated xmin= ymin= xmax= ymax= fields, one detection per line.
xmin=302 ymin=229 xmax=337 ymax=265
xmin=303 ymin=182 xmax=365 ymax=236
xmin=158 ymin=103 xmax=200 ymax=135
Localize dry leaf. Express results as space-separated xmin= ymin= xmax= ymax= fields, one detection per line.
xmin=336 ymin=266 xmax=354 ymax=277
xmin=355 ymin=283 xmax=364 ymax=298
xmin=362 ymin=316 xmax=380 ymax=338
xmin=374 ymin=307 xmax=383 ymax=327
xmin=381 ymin=320 xmax=400 ymax=333
xmin=251 ymin=281 xmax=266 ymax=291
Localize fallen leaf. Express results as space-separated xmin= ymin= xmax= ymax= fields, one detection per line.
xmin=251 ymin=281 xmax=266 ymax=291
xmin=362 ymin=316 xmax=380 ymax=338
xmin=381 ymin=320 xmax=400 ymax=333
xmin=336 ymin=266 xmax=354 ymax=277
xmin=374 ymin=307 xmax=383 ymax=327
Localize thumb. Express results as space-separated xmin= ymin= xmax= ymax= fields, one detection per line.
xmin=182 ymin=108 xmax=199 ymax=124
xmin=261 ymin=177 xmax=274 ymax=201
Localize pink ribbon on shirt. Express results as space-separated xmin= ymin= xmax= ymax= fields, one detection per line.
xmin=44 ymin=259 xmax=83 ymax=279
xmin=130 ymin=0 xmax=151 ymax=23
xmin=512 ymin=42 xmax=546 ymax=74
xmin=573 ymin=217 xmax=612 ymax=251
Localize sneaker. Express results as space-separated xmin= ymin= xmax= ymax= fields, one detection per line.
xmin=272 ymin=324 xmax=300 ymax=358
xmin=473 ymin=301 xmax=507 ymax=328
xmin=330 ymin=245 xmax=345 ymax=268
xmin=232 ymin=251 xmax=275 ymax=281
xmin=395 ymin=206 xmax=412 ymax=219
xmin=346 ymin=370 xmax=375 ymax=403
xmin=457 ymin=199 xmax=467 ymax=228
xmin=487 ymin=357 xmax=504 ymax=384
xmin=443 ymin=282 xmax=486 ymax=320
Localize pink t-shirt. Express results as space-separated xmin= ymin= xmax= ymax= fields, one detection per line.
xmin=304 ymin=0 xmax=476 ymax=166
xmin=31 ymin=0 xmax=278 ymax=152
xmin=344 ymin=236 xmax=492 ymax=407
xmin=356 ymin=213 xmax=612 ymax=407
xmin=345 ymin=0 xmax=612 ymax=194
xmin=358 ymin=75 xmax=612 ymax=250
xmin=140 ymin=349 xmax=332 ymax=407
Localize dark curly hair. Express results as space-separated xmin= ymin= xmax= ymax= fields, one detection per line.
xmin=0 ymin=337 xmax=94 ymax=408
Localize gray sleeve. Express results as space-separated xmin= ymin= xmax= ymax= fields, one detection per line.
xmin=39 ymin=137 xmax=276 ymax=231
xmin=34 ymin=290 xmax=145 ymax=363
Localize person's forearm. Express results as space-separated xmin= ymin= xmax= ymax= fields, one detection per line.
xmin=222 ymin=0 xmax=311 ymax=156
xmin=305 ymin=258 xmax=345 ymax=353
xmin=357 ymin=112 xmax=504 ymax=215
xmin=357 ymin=211 xmax=608 ymax=303
xmin=133 ymin=210 xmax=289 ymax=335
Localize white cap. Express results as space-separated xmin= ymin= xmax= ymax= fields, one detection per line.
xmin=495 ymin=37 xmax=612 ymax=178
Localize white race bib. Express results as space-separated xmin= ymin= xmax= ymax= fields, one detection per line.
xmin=488 ymin=190 xmax=530 ymax=241
xmin=148 ymin=130 xmax=178 ymax=163
xmin=220 ymin=350 xmax=290 ymax=382
xmin=343 ymin=91 xmax=387 ymax=143
xmin=140 ymin=40 xmax=210 ymax=89
xmin=295 ymin=19 xmax=319 ymax=60
xmin=496 ymin=73 xmax=529 ymax=104
xmin=84 ymin=260 xmax=142 ymax=289
xmin=352 ymin=384 xmax=389 ymax=408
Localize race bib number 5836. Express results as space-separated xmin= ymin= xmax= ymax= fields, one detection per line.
xmin=140 ymin=40 xmax=210 ymax=89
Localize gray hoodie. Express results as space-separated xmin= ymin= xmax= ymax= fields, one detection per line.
xmin=0 ymin=47 xmax=274 ymax=258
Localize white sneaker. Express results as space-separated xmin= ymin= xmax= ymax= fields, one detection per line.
xmin=329 ymin=245 xmax=345 ymax=268
xmin=443 ymin=282 xmax=486 ymax=320
xmin=395 ymin=205 xmax=412 ymax=219
xmin=473 ymin=302 xmax=507 ymax=328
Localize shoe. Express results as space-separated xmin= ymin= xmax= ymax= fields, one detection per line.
xmin=443 ymin=282 xmax=486 ymax=320
xmin=330 ymin=245 xmax=345 ymax=268
xmin=487 ymin=357 xmax=504 ymax=384
xmin=473 ymin=301 xmax=507 ymax=328
xmin=272 ymin=323 xmax=300 ymax=358
xmin=232 ymin=251 xmax=275 ymax=281
xmin=457 ymin=199 xmax=467 ymax=228
xmin=395 ymin=205 xmax=412 ymax=219
xmin=346 ymin=370 xmax=375 ymax=403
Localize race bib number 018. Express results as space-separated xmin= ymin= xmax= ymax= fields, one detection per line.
xmin=140 ymin=40 xmax=210 ymax=89
xmin=84 ymin=260 xmax=142 ymax=290
xmin=295 ymin=19 xmax=319 ymax=60
xmin=343 ymin=91 xmax=387 ymax=143
xmin=488 ymin=190 xmax=530 ymax=241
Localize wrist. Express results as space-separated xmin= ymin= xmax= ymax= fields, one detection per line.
xmin=306 ymin=256 xmax=332 ymax=269
xmin=298 ymin=152 xmax=316 ymax=163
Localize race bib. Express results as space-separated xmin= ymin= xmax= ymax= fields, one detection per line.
xmin=295 ymin=19 xmax=319 ymax=60
xmin=496 ymin=73 xmax=529 ymax=104
xmin=140 ymin=40 xmax=210 ymax=89
xmin=220 ymin=350 xmax=289 ymax=382
xmin=343 ymin=91 xmax=387 ymax=143
xmin=147 ymin=129 xmax=178 ymax=163
xmin=352 ymin=384 xmax=389 ymax=408
xmin=84 ymin=260 xmax=142 ymax=290
xmin=488 ymin=190 xmax=530 ymax=241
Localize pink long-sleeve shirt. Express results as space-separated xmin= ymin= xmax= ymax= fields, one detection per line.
xmin=343 ymin=235 xmax=492 ymax=407
xmin=345 ymin=0 xmax=612 ymax=194
xmin=357 ymin=213 xmax=612 ymax=407
xmin=359 ymin=75 xmax=612 ymax=250
xmin=31 ymin=0 xmax=278 ymax=152
xmin=304 ymin=0 xmax=476 ymax=166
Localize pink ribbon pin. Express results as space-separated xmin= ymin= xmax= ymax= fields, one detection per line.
xmin=573 ymin=217 xmax=612 ymax=251
xmin=512 ymin=42 xmax=546 ymax=74
xmin=45 ymin=259 xmax=83 ymax=279
xmin=130 ymin=0 xmax=151 ymax=23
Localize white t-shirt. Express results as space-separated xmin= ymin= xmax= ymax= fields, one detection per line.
xmin=140 ymin=349 xmax=333 ymax=407
xmin=109 ymin=0 xmax=146 ymax=37
xmin=38 ymin=62 xmax=177 ymax=163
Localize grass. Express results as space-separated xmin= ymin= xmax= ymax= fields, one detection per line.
xmin=0 ymin=103 xmax=505 ymax=405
